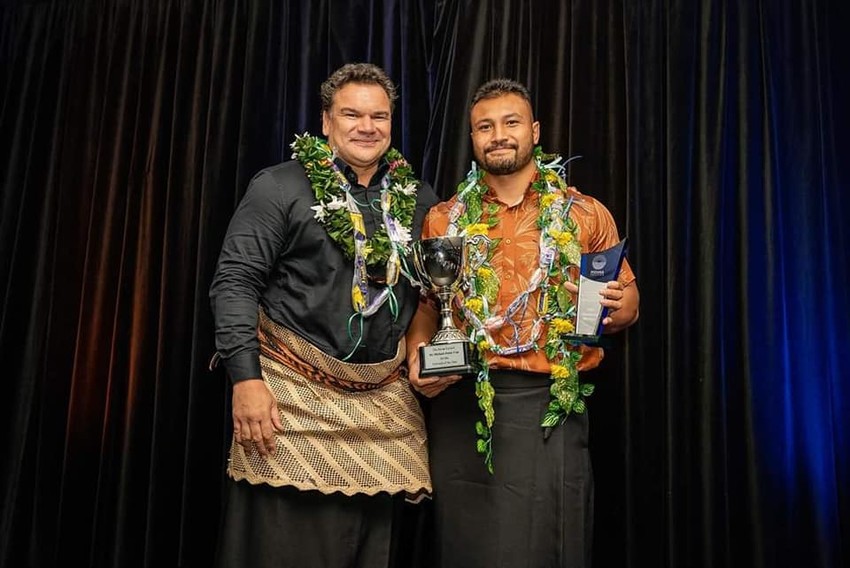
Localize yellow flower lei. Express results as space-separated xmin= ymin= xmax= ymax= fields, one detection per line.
xmin=449 ymin=147 xmax=592 ymax=473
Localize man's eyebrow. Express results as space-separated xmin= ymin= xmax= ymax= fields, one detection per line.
xmin=335 ymin=107 xmax=390 ymax=116
xmin=473 ymin=112 xmax=524 ymax=125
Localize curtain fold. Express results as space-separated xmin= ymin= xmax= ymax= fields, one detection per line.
xmin=1 ymin=1 xmax=847 ymax=566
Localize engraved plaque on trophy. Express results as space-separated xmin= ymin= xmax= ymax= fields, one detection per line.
xmin=564 ymin=238 xmax=629 ymax=345
xmin=412 ymin=236 xmax=475 ymax=377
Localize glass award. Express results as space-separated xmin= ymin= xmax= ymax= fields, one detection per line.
xmin=564 ymin=238 xmax=629 ymax=344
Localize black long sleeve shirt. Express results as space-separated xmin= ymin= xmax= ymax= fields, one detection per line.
xmin=209 ymin=157 xmax=439 ymax=382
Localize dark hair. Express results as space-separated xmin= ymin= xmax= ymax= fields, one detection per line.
xmin=469 ymin=78 xmax=533 ymax=113
xmin=320 ymin=63 xmax=397 ymax=111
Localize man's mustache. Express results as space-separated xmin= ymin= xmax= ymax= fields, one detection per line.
xmin=485 ymin=142 xmax=517 ymax=153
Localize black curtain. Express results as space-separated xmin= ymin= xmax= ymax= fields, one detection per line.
xmin=1 ymin=1 xmax=848 ymax=567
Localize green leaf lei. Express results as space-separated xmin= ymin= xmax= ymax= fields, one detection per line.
xmin=450 ymin=147 xmax=592 ymax=473
xmin=290 ymin=133 xmax=418 ymax=268
xmin=290 ymin=133 xmax=421 ymax=360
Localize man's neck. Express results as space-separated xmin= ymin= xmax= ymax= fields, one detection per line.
xmin=483 ymin=161 xmax=536 ymax=207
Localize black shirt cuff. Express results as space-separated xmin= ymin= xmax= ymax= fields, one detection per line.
xmin=224 ymin=351 xmax=263 ymax=384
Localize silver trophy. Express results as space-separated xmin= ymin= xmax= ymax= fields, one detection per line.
xmin=412 ymin=236 xmax=475 ymax=377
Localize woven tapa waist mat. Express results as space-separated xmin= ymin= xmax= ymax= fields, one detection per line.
xmin=227 ymin=311 xmax=432 ymax=497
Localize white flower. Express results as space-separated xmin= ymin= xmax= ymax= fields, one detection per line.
xmin=325 ymin=195 xmax=347 ymax=211
xmin=310 ymin=204 xmax=327 ymax=221
xmin=394 ymin=224 xmax=412 ymax=245
xmin=290 ymin=131 xmax=310 ymax=155
xmin=395 ymin=182 xmax=418 ymax=196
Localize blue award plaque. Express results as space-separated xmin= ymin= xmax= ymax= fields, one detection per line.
xmin=565 ymin=238 xmax=629 ymax=344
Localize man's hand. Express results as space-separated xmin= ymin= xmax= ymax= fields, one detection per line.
xmin=232 ymin=379 xmax=284 ymax=456
xmin=407 ymin=342 xmax=462 ymax=398
xmin=564 ymin=279 xmax=640 ymax=333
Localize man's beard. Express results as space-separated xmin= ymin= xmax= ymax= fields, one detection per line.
xmin=478 ymin=143 xmax=534 ymax=175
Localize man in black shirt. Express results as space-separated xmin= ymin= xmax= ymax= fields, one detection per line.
xmin=210 ymin=63 xmax=438 ymax=568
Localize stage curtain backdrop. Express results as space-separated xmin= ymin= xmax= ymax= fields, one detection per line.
xmin=1 ymin=1 xmax=847 ymax=566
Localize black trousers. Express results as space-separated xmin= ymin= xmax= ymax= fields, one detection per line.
xmin=427 ymin=370 xmax=594 ymax=568
xmin=215 ymin=480 xmax=413 ymax=568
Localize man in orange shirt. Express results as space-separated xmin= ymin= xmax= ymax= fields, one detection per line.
xmin=406 ymin=79 xmax=639 ymax=567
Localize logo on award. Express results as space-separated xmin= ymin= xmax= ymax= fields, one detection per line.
xmin=590 ymin=254 xmax=607 ymax=276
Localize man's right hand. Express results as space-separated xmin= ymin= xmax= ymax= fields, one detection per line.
xmin=232 ymin=379 xmax=283 ymax=456
xmin=407 ymin=342 xmax=462 ymax=398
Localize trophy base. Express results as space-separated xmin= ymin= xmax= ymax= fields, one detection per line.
xmin=418 ymin=342 xmax=475 ymax=377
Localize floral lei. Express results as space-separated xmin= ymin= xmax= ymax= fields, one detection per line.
xmin=290 ymin=133 xmax=419 ymax=352
xmin=448 ymin=147 xmax=593 ymax=473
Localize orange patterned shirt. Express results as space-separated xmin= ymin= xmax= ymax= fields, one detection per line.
xmin=421 ymin=184 xmax=636 ymax=374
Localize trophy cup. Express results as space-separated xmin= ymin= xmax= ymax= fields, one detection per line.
xmin=412 ymin=236 xmax=475 ymax=377
xmin=563 ymin=238 xmax=629 ymax=345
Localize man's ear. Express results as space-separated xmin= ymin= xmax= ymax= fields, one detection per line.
xmin=322 ymin=111 xmax=330 ymax=136
xmin=532 ymin=121 xmax=540 ymax=144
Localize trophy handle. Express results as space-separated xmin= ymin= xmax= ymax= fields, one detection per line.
xmin=411 ymin=241 xmax=433 ymax=289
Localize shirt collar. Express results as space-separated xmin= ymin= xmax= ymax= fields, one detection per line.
xmin=481 ymin=169 xmax=540 ymax=211
xmin=334 ymin=156 xmax=390 ymax=188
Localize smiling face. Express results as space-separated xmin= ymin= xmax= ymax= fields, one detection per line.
xmin=322 ymin=82 xmax=392 ymax=181
xmin=469 ymin=93 xmax=540 ymax=176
